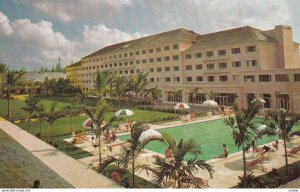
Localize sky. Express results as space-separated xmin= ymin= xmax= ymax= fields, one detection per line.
xmin=0 ymin=0 xmax=300 ymax=70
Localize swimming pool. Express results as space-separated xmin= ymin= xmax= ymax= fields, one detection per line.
xmin=118 ymin=118 xmax=300 ymax=161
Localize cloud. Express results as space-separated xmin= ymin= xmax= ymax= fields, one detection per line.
xmin=83 ymin=24 xmax=147 ymax=50
xmin=33 ymin=2 xmax=72 ymax=22
xmin=0 ymin=11 xmax=13 ymax=36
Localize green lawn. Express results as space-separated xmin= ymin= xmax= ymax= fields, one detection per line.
xmin=0 ymin=129 xmax=72 ymax=188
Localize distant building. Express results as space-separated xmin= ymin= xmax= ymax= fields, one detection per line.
xmin=0 ymin=72 xmax=66 ymax=95
xmin=66 ymin=25 xmax=300 ymax=114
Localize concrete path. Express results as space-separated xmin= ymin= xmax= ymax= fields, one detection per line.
xmin=0 ymin=118 xmax=119 ymax=188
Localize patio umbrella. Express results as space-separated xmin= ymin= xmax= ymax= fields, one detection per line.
xmin=139 ymin=128 xmax=161 ymax=142
xmin=251 ymin=98 xmax=266 ymax=104
xmin=174 ymin=103 xmax=190 ymax=110
xmin=82 ymin=118 xmax=105 ymax=129
xmin=203 ymin=100 xmax=218 ymax=106
xmin=115 ymin=109 xmax=134 ymax=117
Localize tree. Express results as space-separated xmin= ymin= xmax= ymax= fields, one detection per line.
xmin=44 ymin=102 xmax=64 ymax=145
xmin=94 ymin=70 xmax=114 ymax=99
xmin=263 ymin=109 xmax=300 ymax=182
xmin=6 ymin=71 xmax=25 ymax=117
xmin=148 ymin=86 xmax=163 ymax=120
xmin=0 ymin=63 xmax=9 ymax=73
xmin=82 ymin=100 xmax=117 ymax=167
xmin=22 ymin=93 xmax=43 ymax=129
xmin=64 ymin=98 xmax=80 ymax=134
xmin=207 ymin=90 xmax=219 ymax=100
xmin=116 ymin=123 xmax=162 ymax=188
xmin=142 ymin=133 xmax=214 ymax=188
xmin=189 ymin=87 xmax=202 ymax=113
xmin=112 ymin=76 xmax=129 ymax=105
xmin=172 ymin=88 xmax=183 ymax=104
xmin=224 ymin=100 xmax=263 ymax=187
xmin=129 ymin=71 xmax=149 ymax=100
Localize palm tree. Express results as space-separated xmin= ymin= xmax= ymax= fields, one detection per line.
xmin=112 ymin=76 xmax=128 ymax=106
xmin=117 ymin=123 xmax=162 ymax=188
xmin=142 ymin=133 xmax=214 ymax=188
xmin=0 ymin=63 xmax=9 ymax=73
xmin=172 ymin=88 xmax=183 ymax=104
xmin=64 ymin=98 xmax=80 ymax=134
xmin=189 ymin=87 xmax=202 ymax=113
xmin=148 ymin=85 xmax=163 ymax=119
xmin=207 ymin=90 xmax=218 ymax=100
xmin=224 ymin=100 xmax=263 ymax=188
xmin=6 ymin=71 xmax=25 ymax=117
xmin=94 ymin=70 xmax=114 ymax=99
xmin=263 ymin=109 xmax=300 ymax=182
xmin=44 ymin=102 xmax=64 ymax=145
xmin=35 ymin=104 xmax=46 ymax=138
xmin=82 ymin=100 xmax=117 ymax=166
xmin=129 ymin=71 xmax=149 ymax=100
xmin=22 ymin=93 xmax=42 ymax=129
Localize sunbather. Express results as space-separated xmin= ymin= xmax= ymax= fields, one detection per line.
xmin=287 ymin=146 xmax=300 ymax=156
xmin=246 ymin=156 xmax=267 ymax=172
xmin=272 ymin=140 xmax=279 ymax=150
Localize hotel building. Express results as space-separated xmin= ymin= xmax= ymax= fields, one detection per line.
xmin=66 ymin=25 xmax=300 ymax=114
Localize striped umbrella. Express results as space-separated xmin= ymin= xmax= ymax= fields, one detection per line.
xmin=82 ymin=118 xmax=95 ymax=128
xmin=174 ymin=103 xmax=190 ymax=110
xmin=115 ymin=109 xmax=134 ymax=117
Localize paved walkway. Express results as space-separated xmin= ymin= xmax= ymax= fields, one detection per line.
xmin=0 ymin=118 xmax=119 ymax=188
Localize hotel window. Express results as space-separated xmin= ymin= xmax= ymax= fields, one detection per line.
xmin=150 ymin=78 xmax=155 ymax=82
xmin=101 ymin=65 xmax=103 ymax=68
xmin=142 ymin=59 xmax=147 ymax=64
xmin=136 ymin=60 xmax=140 ymax=64
xmin=207 ymin=63 xmax=214 ymax=70
xmin=125 ymin=70 xmax=128 ymax=74
xmin=231 ymin=47 xmax=241 ymax=54
xmin=218 ymin=49 xmax=226 ymax=56
xmin=97 ymin=58 xmax=100 ymax=61
xmin=275 ymin=74 xmax=289 ymax=82
xmin=207 ymin=76 xmax=215 ymax=82
xmin=136 ymin=69 xmax=140 ymax=73
xmin=206 ymin=51 xmax=213 ymax=57
xmin=93 ymin=66 xmax=96 ymax=69
xmin=196 ymin=64 xmax=203 ymax=69
xmin=105 ymin=65 xmax=108 ymax=68
xmin=173 ymin=66 xmax=179 ymax=71
xmin=294 ymin=74 xmax=300 ymax=81
xmin=244 ymin=75 xmax=255 ymax=82
xmin=109 ymin=64 xmax=112 ymax=67
xmin=150 ymin=68 xmax=154 ymax=72
xmin=89 ymin=66 xmax=92 ymax=69
xmin=246 ymin=45 xmax=256 ymax=52
xmin=185 ymin=54 xmax=192 ymax=59
xmin=119 ymin=71 xmax=123 ymax=74
xmin=130 ymin=61 xmax=134 ymax=65
xmin=165 ymin=77 xmax=171 ymax=82
xmin=173 ymin=44 xmax=179 ymax=49
xmin=219 ymin=62 xmax=227 ymax=69
xmin=185 ymin=65 xmax=192 ymax=70
xmin=195 ymin=52 xmax=202 ymax=58
xmin=173 ymin=55 xmax=179 ymax=60
xmin=164 ymin=56 xmax=170 ymax=61
xmin=118 ymin=54 xmax=122 ymax=58
xmin=156 ymin=47 xmax=161 ymax=52
xmin=156 ymin=57 xmax=162 ymax=62
xmin=165 ymin=67 xmax=170 ymax=72
xmin=149 ymin=49 xmax=153 ymax=53
xmin=232 ymin=61 xmax=241 ymax=67
xmin=119 ymin=63 xmax=122 ymax=66
xmin=149 ymin=58 xmax=154 ymax=63
xmin=174 ymin=77 xmax=180 ymax=82
xmin=135 ymin=51 xmax=140 ymax=55
xmin=124 ymin=62 xmax=128 ymax=66
xmin=114 ymin=55 xmax=117 ymax=59
xmin=247 ymin=60 xmax=257 ymax=67
xmin=130 ymin=52 xmax=134 ymax=56
xmin=219 ymin=75 xmax=228 ymax=82
xmin=259 ymin=74 xmax=272 ymax=82
xmin=262 ymin=94 xmax=271 ymax=108
xmin=124 ymin=53 xmax=128 ymax=57
xmin=196 ymin=76 xmax=203 ymax=82
xmin=186 ymin=77 xmax=192 ymax=82
xmin=164 ymin=46 xmax=170 ymax=51
xmin=142 ymin=50 xmax=146 ymax=54
xmin=130 ymin=70 xmax=134 ymax=74
xmin=157 ymin=67 xmax=162 ymax=72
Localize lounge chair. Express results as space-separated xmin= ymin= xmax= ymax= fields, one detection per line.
xmin=287 ymin=146 xmax=300 ymax=156
xmin=192 ymin=176 xmax=209 ymax=188
xmin=246 ymin=156 xmax=267 ymax=172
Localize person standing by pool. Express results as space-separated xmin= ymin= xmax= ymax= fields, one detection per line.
xmin=222 ymin=144 xmax=229 ymax=158
xmin=165 ymin=146 xmax=172 ymax=158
